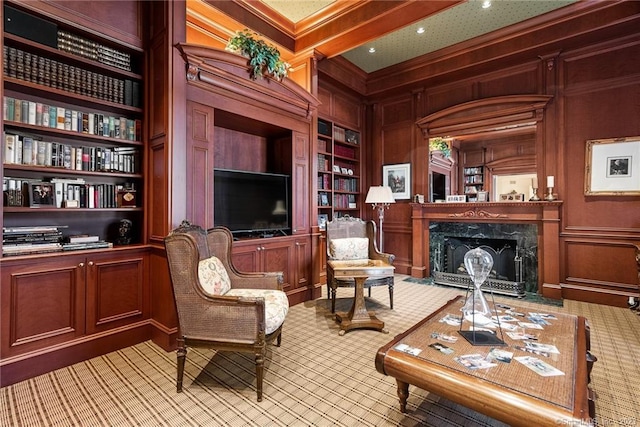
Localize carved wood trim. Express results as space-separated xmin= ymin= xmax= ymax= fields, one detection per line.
xmin=176 ymin=43 xmax=319 ymax=120
xmin=416 ymin=95 xmax=552 ymax=138
xmin=485 ymin=154 xmax=536 ymax=174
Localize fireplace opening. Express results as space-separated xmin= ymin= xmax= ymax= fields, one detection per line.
xmin=443 ymin=237 xmax=521 ymax=283
xmin=429 ymin=222 xmax=537 ymax=297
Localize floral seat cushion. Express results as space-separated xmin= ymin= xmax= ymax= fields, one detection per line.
xmin=198 ymin=256 xmax=232 ymax=296
xmin=225 ymin=288 xmax=289 ymax=334
xmin=329 ymin=237 xmax=369 ymax=260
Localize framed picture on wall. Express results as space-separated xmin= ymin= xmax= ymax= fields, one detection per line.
xmin=383 ymin=163 xmax=411 ymax=200
xmin=585 ymin=136 xmax=640 ymax=195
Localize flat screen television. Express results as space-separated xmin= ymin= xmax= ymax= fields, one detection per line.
xmin=214 ymin=168 xmax=290 ymax=236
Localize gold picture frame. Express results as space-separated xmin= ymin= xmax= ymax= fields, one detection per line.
xmin=585 ymin=136 xmax=640 ymax=195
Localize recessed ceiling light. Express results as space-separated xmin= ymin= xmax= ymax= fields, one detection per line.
xmin=482 ymin=0 xmax=491 ymax=9
xmin=368 ymin=47 xmax=376 ymax=54
xmin=416 ymin=27 xmax=425 ymax=34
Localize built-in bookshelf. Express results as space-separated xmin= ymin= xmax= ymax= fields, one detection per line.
xmin=316 ymin=118 xmax=361 ymax=223
xmin=1 ymin=3 xmax=144 ymax=256
xmin=463 ymin=166 xmax=484 ymax=202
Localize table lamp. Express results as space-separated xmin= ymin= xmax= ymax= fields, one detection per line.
xmin=365 ymin=186 xmax=395 ymax=251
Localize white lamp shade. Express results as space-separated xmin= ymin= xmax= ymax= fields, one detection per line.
xmin=365 ymin=186 xmax=395 ymax=204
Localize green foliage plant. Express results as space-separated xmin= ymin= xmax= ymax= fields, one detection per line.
xmin=429 ymin=137 xmax=452 ymax=158
xmin=226 ymin=29 xmax=290 ymax=81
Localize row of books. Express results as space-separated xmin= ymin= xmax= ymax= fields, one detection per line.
xmin=315 ymin=177 xmax=359 ymax=192
xmin=316 ymin=192 xmax=358 ymax=209
xmin=3 ymin=96 xmax=142 ymax=141
xmin=2 ymin=225 xmax=114 ymax=256
xmin=334 ymin=144 xmax=356 ymax=159
xmin=332 ymin=127 xmax=360 ymax=145
xmin=317 ymin=154 xmax=330 ymax=172
xmin=4 ymin=132 xmax=140 ymax=174
xmin=333 ymin=194 xmax=357 ymax=209
xmin=334 ymin=177 xmax=358 ymax=192
xmin=318 ymin=174 xmax=330 ymax=190
xmin=3 ymin=45 xmax=140 ymax=107
xmin=2 ymin=225 xmax=63 ymax=256
xmin=3 ymin=230 xmax=101 ymax=245
xmin=3 ymin=176 xmax=137 ymax=209
xmin=58 ymin=30 xmax=132 ymax=72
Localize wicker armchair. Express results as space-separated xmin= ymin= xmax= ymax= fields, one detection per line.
xmin=164 ymin=221 xmax=288 ymax=402
xmin=326 ymin=216 xmax=395 ymax=313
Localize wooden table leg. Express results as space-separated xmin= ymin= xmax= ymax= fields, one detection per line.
xmin=397 ymin=380 xmax=410 ymax=413
xmin=335 ymin=276 xmax=386 ymax=335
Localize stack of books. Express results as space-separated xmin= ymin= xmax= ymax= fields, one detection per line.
xmin=2 ymin=225 xmax=64 ymax=256
xmin=62 ymin=234 xmax=112 ymax=251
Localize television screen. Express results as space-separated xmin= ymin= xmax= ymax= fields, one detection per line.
xmin=214 ymin=169 xmax=290 ymax=236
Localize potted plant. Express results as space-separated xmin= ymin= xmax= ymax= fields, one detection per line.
xmin=429 ymin=137 xmax=451 ymax=158
xmin=226 ymin=29 xmax=290 ymax=81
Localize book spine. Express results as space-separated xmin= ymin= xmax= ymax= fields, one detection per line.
xmin=21 ymin=100 xmax=29 ymax=123
xmin=56 ymin=107 xmax=65 ymax=130
xmin=28 ymin=101 xmax=36 ymax=125
xmin=13 ymin=99 xmax=21 ymax=123
xmin=4 ymin=134 xmax=17 ymax=164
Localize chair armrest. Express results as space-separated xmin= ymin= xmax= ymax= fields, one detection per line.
xmin=228 ymin=270 xmax=284 ymax=291
xmin=370 ymin=251 xmax=395 ymax=265
xmin=182 ymin=294 xmax=267 ymax=342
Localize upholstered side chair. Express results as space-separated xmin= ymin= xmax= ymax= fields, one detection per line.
xmin=164 ymin=221 xmax=289 ymax=402
xmin=326 ymin=216 xmax=396 ymax=313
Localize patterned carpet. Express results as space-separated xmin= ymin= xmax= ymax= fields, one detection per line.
xmin=1 ymin=276 xmax=639 ymax=426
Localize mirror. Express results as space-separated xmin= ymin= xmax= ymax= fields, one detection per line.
xmin=493 ymin=173 xmax=536 ymax=202
xmin=416 ymin=95 xmax=552 ymax=202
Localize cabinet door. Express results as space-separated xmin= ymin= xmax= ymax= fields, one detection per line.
xmin=261 ymin=240 xmax=293 ymax=290
xmin=231 ymin=243 xmax=261 ymax=273
xmin=318 ymin=232 xmax=328 ymax=284
xmin=1 ymin=256 xmax=86 ymax=358
xmin=293 ymin=236 xmax=311 ymax=290
xmin=85 ymin=250 xmax=149 ymax=334
xmin=232 ymin=239 xmax=294 ymax=290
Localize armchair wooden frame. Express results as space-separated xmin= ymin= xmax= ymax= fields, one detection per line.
xmin=164 ymin=221 xmax=285 ymax=402
xmin=326 ymin=216 xmax=395 ymax=313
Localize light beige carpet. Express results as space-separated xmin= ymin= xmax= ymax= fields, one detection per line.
xmin=1 ymin=276 xmax=639 ymax=426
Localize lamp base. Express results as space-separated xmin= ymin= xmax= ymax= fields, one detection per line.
xmin=459 ymin=330 xmax=506 ymax=346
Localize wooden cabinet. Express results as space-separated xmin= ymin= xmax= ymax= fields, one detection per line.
xmin=1 ymin=248 xmax=148 ymax=360
xmin=232 ymin=235 xmax=312 ymax=304
xmin=0 ymin=1 xmax=149 ymax=388
xmin=85 ymin=250 xmax=148 ymax=334
xmin=316 ymin=118 xmax=361 ymax=221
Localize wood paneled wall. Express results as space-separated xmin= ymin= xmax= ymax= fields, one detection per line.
xmin=360 ymin=20 xmax=640 ymax=306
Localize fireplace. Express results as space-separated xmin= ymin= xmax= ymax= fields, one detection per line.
xmin=430 ymin=224 xmax=538 ymax=297
xmin=410 ymin=202 xmax=563 ymax=300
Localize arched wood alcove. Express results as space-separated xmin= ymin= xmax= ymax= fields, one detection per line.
xmin=416 ymin=95 xmax=553 ymax=200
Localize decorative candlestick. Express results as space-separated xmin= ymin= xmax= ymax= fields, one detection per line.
xmin=545 ymin=176 xmax=557 ymax=201
xmin=529 ymin=177 xmax=541 ymax=201
xmin=545 ymin=187 xmax=556 ymax=201
xmin=530 ymin=188 xmax=541 ymax=201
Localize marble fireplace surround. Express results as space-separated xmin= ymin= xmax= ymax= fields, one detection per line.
xmin=411 ymin=201 xmax=563 ymax=300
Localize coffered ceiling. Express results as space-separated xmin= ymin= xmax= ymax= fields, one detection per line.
xmin=256 ymin=0 xmax=575 ymax=73
xmin=191 ymin=1 xmax=577 ymax=74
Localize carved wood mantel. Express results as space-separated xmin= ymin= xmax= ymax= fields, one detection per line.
xmin=411 ymin=201 xmax=563 ymax=299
